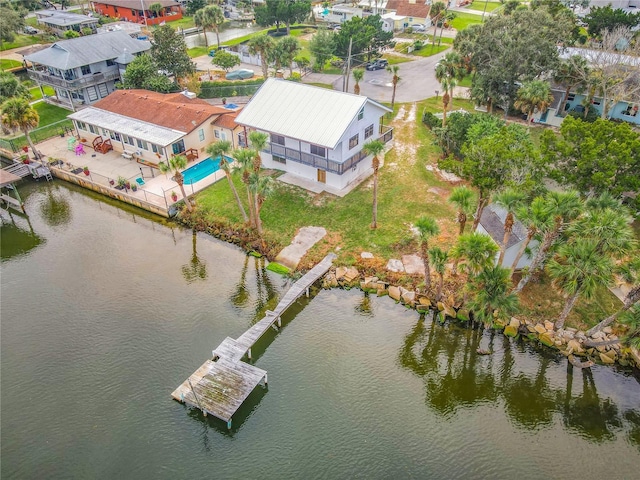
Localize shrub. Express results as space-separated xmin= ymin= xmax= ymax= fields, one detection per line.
xmin=266 ymin=262 xmax=290 ymax=275
xmin=422 ymin=111 xmax=442 ymax=130
xmin=198 ymin=78 xmax=265 ymax=98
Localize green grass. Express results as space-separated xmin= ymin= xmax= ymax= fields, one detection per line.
xmin=34 ymin=102 xmax=70 ymax=125
xmin=386 ymin=56 xmax=413 ymax=65
xmin=467 ymin=1 xmax=501 ymax=12
xmin=306 ymin=83 xmax=334 ymax=89
xmin=0 ymin=59 xmax=22 ymax=70
xmin=223 ymin=29 xmax=271 ymax=46
xmin=450 ymin=12 xmax=484 ymax=31
xmin=458 ymin=74 xmax=473 ymax=88
xmin=412 ymin=44 xmax=450 ymax=57
xmin=1 ymin=34 xmax=42 ymax=51
xmin=188 ymin=46 xmax=209 ymax=58
xmin=29 ymin=85 xmax=55 ymax=101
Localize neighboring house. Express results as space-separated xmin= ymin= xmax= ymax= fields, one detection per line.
xmin=67 ymin=89 xmax=235 ymax=166
xmin=35 ymin=10 xmax=99 ymax=36
xmin=213 ymin=109 xmax=247 ymax=149
xmin=476 ymin=204 xmax=538 ymax=271
xmin=358 ymin=0 xmax=391 ymax=16
xmin=92 ymin=0 xmax=183 ymax=26
xmin=96 ymin=21 xmax=142 ymax=38
xmin=235 ymin=79 xmax=393 ymax=193
xmin=315 ymin=4 xmax=363 ymax=24
xmin=384 ymin=0 xmax=432 ymax=30
xmin=24 ymin=31 xmax=151 ymax=111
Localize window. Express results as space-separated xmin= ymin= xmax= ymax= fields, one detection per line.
xmin=106 ymin=59 xmax=115 ymax=67
xmin=364 ymin=124 xmax=374 ymax=139
xmin=214 ymin=130 xmax=220 ymax=138
xmin=310 ymin=144 xmax=326 ymax=157
xmin=76 ymin=121 xmax=87 ymax=131
xmin=622 ymin=104 xmax=638 ymax=117
xmin=349 ymin=134 xmax=359 ymax=149
xmin=273 ymin=155 xmax=286 ymax=164
xmin=198 ymin=128 xmax=205 ymax=141
xmin=271 ymin=134 xmax=285 ymax=145
xmin=592 ymin=99 xmax=601 ymax=106
xmin=89 ymin=124 xmax=97 ymax=134
xmin=567 ymin=94 xmax=575 ymax=101
xmin=124 ymin=135 xmax=135 ymax=145
xmin=152 ymin=144 xmax=163 ymax=154
xmin=136 ymin=138 xmax=148 ymax=150
xmin=109 ymin=131 xmax=121 ymax=142
xmin=81 ymin=65 xmax=91 ymax=75
xmin=358 ymin=107 xmax=364 ymax=120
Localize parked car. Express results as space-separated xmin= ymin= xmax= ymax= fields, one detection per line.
xmin=410 ymin=24 xmax=426 ymax=32
xmin=225 ymin=69 xmax=254 ymax=80
xmin=366 ymin=59 xmax=389 ymax=71
xmin=24 ymin=26 xmax=38 ymax=34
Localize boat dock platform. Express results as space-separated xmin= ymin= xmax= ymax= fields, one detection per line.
xmin=172 ymin=253 xmax=337 ymax=428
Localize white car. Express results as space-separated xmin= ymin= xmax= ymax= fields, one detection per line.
xmin=411 ymin=24 xmax=426 ymax=32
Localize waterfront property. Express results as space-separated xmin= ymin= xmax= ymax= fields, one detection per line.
xmin=34 ymin=9 xmax=99 ymax=37
xmin=23 ymin=31 xmax=151 ymax=111
xmin=173 ymin=253 xmax=337 ymax=428
xmin=93 ymin=0 xmax=184 ymax=26
xmin=235 ymin=79 xmax=393 ymax=195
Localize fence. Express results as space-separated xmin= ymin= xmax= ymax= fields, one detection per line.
xmin=0 ymin=119 xmax=74 ymax=154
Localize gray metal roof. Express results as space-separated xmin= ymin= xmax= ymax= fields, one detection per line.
xmin=235 ymin=79 xmax=391 ymax=149
xmin=68 ymin=107 xmax=184 ymax=147
xmin=35 ymin=10 xmax=98 ymax=26
xmin=24 ymin=31 xmax=150 ymax=70
xmin=479 ymin=204 xmax=527 ymax=249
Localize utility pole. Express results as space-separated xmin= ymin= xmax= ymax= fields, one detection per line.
xmin=343 ymin=37 xmax=353 ymax=93
xmin=140 ymin=0 xmax=148 ymax=27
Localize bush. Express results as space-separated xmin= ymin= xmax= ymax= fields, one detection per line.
xmin=266 ymin=262 xmax=290 ymax=275
xmin=422 ymin=111 xmax=442 ymax=130
xmin=288 ymin=72 xmax=301 ymax=82
xmin=198 ymin=78 xmax=265 ymax=98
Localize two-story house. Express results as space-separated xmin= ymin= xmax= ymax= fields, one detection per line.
xmin=235 ymin=79 xmax=393 ymax=193
xmin=24 ymin=31 xmax=151 ymax=111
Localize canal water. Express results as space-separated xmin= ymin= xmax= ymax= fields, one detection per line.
xmin=2 ymin=181 xmax=639 ymax=479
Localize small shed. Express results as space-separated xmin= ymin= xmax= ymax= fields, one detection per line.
xmin=476 ymin=203 xmax=538 ymax=271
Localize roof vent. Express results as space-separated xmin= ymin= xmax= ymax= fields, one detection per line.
xmin=182 ymin=90 xmax=197 ymax=99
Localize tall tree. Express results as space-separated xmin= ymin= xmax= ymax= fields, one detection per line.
xmin=232 ymin=148 xmax=258 ymax=227
xmin=415 ymin=216 xmax=440 ymax=291
xmin=429 ymin=246 xmax=449 ymax=301
xmin=584 ymin=5 xmax=640 ymax=38
xmin=308 ymin=27 xmax=335 ymax=71
xmin=352 ymin=68 xmax=364 ymax=95
xmin=619 ymin=304 xmax=640 ymax=350
xmin=194 ymin=7 xmax=211 ymax=48
xmin=207 ymin=4 xmax=226 ymax=49
xmin=248 ymin=172 xmax=275 ymax=236
xmin=151 ymin=25 xmax=195 ymax=80
xmin=448 ymin=186 xmax=476 ymax=237
xmin=450 ymin=231 xmax=499 ymax=279
xmin=386 ymin=65 xmax=400 ymax=110
xmin=255 ymin=0 xmax=311 ymax=34
xmin=248 ymin=130 xmax=268 ymax=172
xmin=439 ymin=75 xmax=456 ymax=126
xmin=492 ymin=188 xmax=526 ymax=266
xmin=362 ymin=140 xmax=385 ymax=229
xmin=121 ymin=54 xmax=174 ymax=93
xmin=248 ymin=34 xmax=276 ymax=78
xmin=514 ymin=80 xmax=554 ymax=125
xmin=513 ymin=190 xmax=582 ymax=294
xmin=333 ymin=14 xmax=393 ymax=60
xmin=159 ymin=155 xmax=193 ymax=212
xmin=0 ymin=71 xmax=30 ymax=105
xmin=553 ymin=56 xmax=590 ymax=114
xmin=540 ymin=116 xmax=640 ymax=200
xmin=548 ymin=239 xmax=614 ymax=330
xmin=276 ymin=36 xmax=301 ymax=76
xmin=149 ymin=2 xmax=163 ymax=19
xmin=186 ymin=0 xmax=207 ymax=16
xmin=467 ymin=265 xmax=519 ymax=327
xmin=1 ymin=97 xmax=40 ymax=159
xmin=435 ymin=52 xmax=465 ymax=112
xmin=206 ymin=140 xmax=248 ymax=222
xmin=510 ymin=196 xmax=547 ymax=273
xmin=0 ymin=5 xmax=25 ymax=43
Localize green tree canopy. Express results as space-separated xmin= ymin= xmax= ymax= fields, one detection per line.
xmin=334 ymin=14 xmax=393 ymax=61
xmin=121 ymin=54 xmax=175 ymax=93
xmin=186 ymin=0 xmax=207 ymax=16
xmin=584 ymin=5 xmax=640 ymax=38
xmin=151 ymin=24 xmax=195 ymax=81
xmin=212 ymin=50 xmax=240 ymax=71
xmin=0 ymin=5 xmax=26 ymax=43
xmin=541 ymin=116 xmax=640 ymax=201
xmin=0 ymin=71 xmax=29 ymax=105
xmin=308 ymin=27 xmax=335 ymax=71
xmin=255 ymin=0 xmax=311 ymax=34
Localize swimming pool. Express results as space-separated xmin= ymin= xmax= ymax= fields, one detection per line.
xmin=181 ymin=156 xmax=233 ymax=185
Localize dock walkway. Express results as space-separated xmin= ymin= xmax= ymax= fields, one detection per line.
xmin=172 ymin=253 xmax=337 ymax=427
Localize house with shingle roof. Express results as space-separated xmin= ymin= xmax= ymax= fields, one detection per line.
xmin=24 ymin=31 xmax=150 ymax=111
xmin=93 ymin=0 xmax=183 ymax=26
xmin=68 ymin=89 xmax=238 ymax=166
xmin=476 ymin=204 xmax=538 ymax=270
xmin=381 ymin=0 xmax=432 ymax=31
xmin=235 ymin=79 xmax=393 ymax=193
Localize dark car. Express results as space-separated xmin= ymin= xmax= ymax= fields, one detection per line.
xmin=365 ymin=59 xmax=388 ymax=71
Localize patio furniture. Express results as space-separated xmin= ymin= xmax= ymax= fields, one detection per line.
xmin=67 ymin=137 xmax=77 ymax=151
xmin=122 ymin=151 xmax=133 ymax=160
xmin=135 ymin=177 xmax=145 ymax=186
xmin=75 ymin=144 xmax=86 ymax=156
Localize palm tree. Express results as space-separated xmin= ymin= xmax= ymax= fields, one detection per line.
xmin=428 ymin=246 xmax=448 ymax=301
xmin=435 ymin=52 xmax=465 ymax=110
xmin=510 ymin=196 xmax=547 ymax=273
xmin=207 ymin=5 xmax=226 ymax=50
xmin=248 ymin=171 xmax=274 ymax=237
xmin=193 ymin=8 xmax=211 ymax=48
xmin=1 ymin=97 xmax=40 ymax=159
xmin=448 ymin=186 xmax=475 ymax=237
xmin=567 ymin=206 xmax=635 ymax=260
xmin=149 ymin=2 xmax=163 ymax=19
xmin=352 ymin=68 xmax=364 ymax=95
xmin=206 ymin=140 xmax=248 ymax=222
xmin=514 ymin=80 xmax=554 ymax=125
xmin=553 ymin=56 xmax=590 ymax=114
xmin=548 ymin=239 xmax=614 ymax=330
xmin=386 ymin=65 xmax=400 ymax=109
xmin=232 ymin=148 xmax=257 ymax=227
xmin=467 ymin=265 xmax=519 ymax=327
xmin=362 ymin=139 xmax=385 ymax=229
xmin=451 ymin=231 xmax=499 ymax=279
xmin=248 ymin=130 xmax=268 ymax=172
xmin=513 ymin=191 xmax=582 ymax=294
xmin=159 ymin=154 xmax=193 ymax=212
xmin=619 ymin=303 xmax=640 ymax=350
xmin=248 ymin=34 xmax=276 ymax=79
xmin=492 ymin=188 xmax=526 ymax=266
xmin=415 ymin=216 xmax=440 ymax=291
xmin=277 ymin=36 xmax=301 ymax=77
xmin=586 ymin=257 xmax=640 ymax=337
xmin=438 ymin=76 xmax=456 ymax=126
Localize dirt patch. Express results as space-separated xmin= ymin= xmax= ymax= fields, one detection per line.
xmin=389 ymin=102 xmax=419 ymax=165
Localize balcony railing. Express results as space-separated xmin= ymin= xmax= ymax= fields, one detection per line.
xmin=27 ymin=69 xmax=121 ymax=89
xmin=265 ymin=127 xmax=393 ymax=175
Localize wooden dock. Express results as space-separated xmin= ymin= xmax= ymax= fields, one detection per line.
xmin=172 ymin=253 xmax=337 ymax=428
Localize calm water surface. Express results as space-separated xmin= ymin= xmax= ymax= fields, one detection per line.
xmin=2 ymin=182 xmax=639 ymax=479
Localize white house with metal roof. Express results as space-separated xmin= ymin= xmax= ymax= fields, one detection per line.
xmin=235 ymin=79 xmax=393 ymax=193
xmin=35 ymin=9 xmax=99 ymax=36
xmin=24 ymin=31 xmax=150 ymax=111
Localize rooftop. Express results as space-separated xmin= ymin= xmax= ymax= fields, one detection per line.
xmin=35 ymin=9 xmax=98 ymax=26
xmin=479 ymin=204 xmax=527 ymax=249
xmin=386 ymin=0 xmax=431 ymax=18
xmin=94 ymin=0 xmax=180 ymax=8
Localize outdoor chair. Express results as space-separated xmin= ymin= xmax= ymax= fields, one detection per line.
xmin=136 ymin=177 xmax=145 ymax=186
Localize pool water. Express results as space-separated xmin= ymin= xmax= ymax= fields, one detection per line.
xmin=182 ymin=156 xmax=232 ymax=185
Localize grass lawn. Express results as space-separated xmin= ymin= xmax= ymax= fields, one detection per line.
xmin=34 ymin=102 xmax=69 ymax=125
xmin=412 ymin=44 xmax=450 ymax=57
xmin=458 ymin=74 xmax=473 ymax=88
xmin=1 ymin=59 xmax=22 ymax=70
xmin=5 ymin=102 xmax=72 ymax=149
xmin=450 ymin=12 xmax=484 ymax=31
xmin=29 ymin=85 xmax=55 ymax=101
xmin=1 ymin=34 xmax=42 ymax=51
xmin=188 ymin=46 xmax=210 ymax=58
xmin=386 ymin=56 xmax=413 ymax=65
xmin=306 ymin=83 xmax=334 ymax=89
xmin=467 ymin=1 xmax=502 ymax=12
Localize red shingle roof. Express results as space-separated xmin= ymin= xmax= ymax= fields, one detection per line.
xmin=93 ymin=90 xmax=228 ymax=133
xmin=386 ymin=0 xmax=432 ymax=18
xmin=213 ymin=109 xmax=241 ymax=130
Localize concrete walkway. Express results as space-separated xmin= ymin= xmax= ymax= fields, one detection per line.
xmin=275 ymin=226 xmax=328 ymax=269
